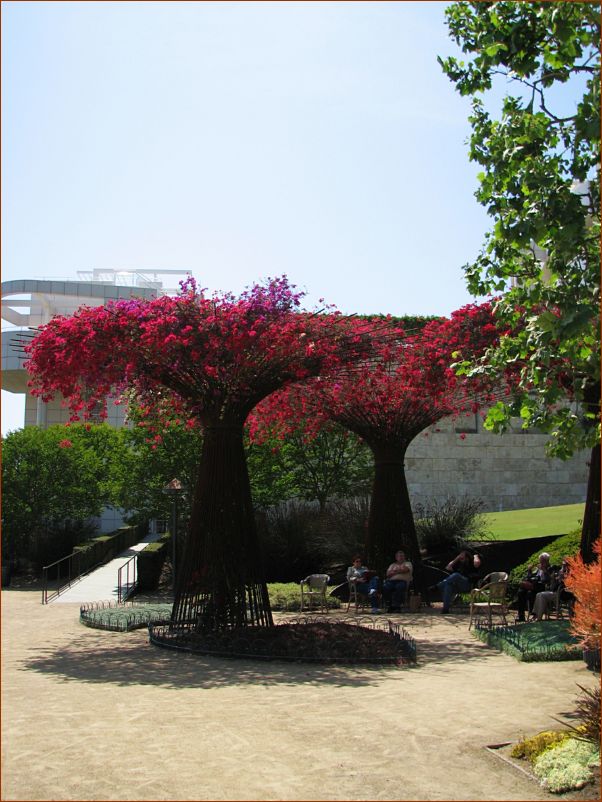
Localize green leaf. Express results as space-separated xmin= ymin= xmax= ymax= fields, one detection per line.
xmin=439 ymin=0 xmax=601 ymax=459
xmin=485 ymin=43 xmax=507 ymax=57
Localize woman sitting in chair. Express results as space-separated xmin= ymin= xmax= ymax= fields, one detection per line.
xmin=347 ymin=556 xmax=380 ymax=613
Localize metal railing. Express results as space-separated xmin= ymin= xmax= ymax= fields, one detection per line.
xmin=41 ymin=523 xmax=147 ymax=604
xmin=42 ymin=539 xmax=115 ymax=604
xmin=42 ymin=551 xmax=86 ymax=604
xmin=117 ymin=555 xmax=138 ymax=603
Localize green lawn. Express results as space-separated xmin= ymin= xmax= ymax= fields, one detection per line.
xmin=480 ymin=503 xmax=584 ymax=541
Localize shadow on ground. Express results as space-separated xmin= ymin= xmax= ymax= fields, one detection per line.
xmin=22 ymin=615 xmax=500 ymax=690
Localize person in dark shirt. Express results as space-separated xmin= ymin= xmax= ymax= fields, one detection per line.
xmin=346 ymin=556 xmax=380 ymax=613
xmin=531 ymin=558 xmax=575 ymax=620
xmin=516 ymin=552 xmax=552 ymax=622
xmin=434 ymin=549 xmax=482 ymax=614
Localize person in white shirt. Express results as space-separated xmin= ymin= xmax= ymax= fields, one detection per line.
xmin=382 ymin=550 xmax=413 ymax=612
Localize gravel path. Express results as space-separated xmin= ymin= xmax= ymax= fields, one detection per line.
xmin=2 ymin=588 xmax=599 ymax=801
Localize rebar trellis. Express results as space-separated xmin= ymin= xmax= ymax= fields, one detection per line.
xmin=24 ymin=291 xmax=501 ymax=642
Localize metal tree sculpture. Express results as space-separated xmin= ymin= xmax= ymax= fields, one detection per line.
xmin=25 ymin=277 xmax=378 ymax=632
xmin=250 ymin=304 xmax=502 ymax=575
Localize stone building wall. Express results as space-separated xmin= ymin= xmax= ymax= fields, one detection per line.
xmin=405 ymin=413 xmax=588 ymax=513
xmin=24 ymin=394 xmax=126 ymax=429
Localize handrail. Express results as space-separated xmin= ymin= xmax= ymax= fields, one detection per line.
xmin=41 ymin=547 xmax=108 ymax=604
xmin=41 ymin=523 xmax=147 ymax=604
xmin=117 ymin=555 xmax=138 ymax=604
xmin=41 ymin=552 xmax=81 ymax=604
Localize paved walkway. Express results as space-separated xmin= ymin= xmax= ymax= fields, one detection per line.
xmin=52 ymin=531 xmax=162 ymax=604
xmin=2 ymin=591 xmax=599 ymax=801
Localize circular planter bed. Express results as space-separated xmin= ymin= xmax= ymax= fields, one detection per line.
xmin=80 ymin=601 xmax=172 ymax=631
xmin=149 ymin=616 xmax=416 ymax=665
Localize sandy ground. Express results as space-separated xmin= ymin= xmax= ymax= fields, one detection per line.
xmin=2 ymin=588 xmax=600 ymax=802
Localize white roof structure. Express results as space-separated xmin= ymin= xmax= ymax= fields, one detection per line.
xmin=2 ymin=269 xmax=191 ymax=395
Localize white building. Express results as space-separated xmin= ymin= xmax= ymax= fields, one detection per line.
xmin=1 ymin=269 xmax=192 ymax=531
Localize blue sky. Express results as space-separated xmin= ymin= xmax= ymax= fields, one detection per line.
xmin=2 ymin=1 xmax=497 ymax=433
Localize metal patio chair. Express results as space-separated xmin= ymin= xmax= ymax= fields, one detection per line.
xmin=468 ymin=571 xmax=509 ymax=629
xmin=300 ymin=574 xmax=330 ymax=613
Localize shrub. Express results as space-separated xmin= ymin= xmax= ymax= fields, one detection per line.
xmin=257 ymin=497 xmax=370 ymax=582
xmin=257 ymin=502 xmax=324 ymax=582
xmin=533 ymin=738 xmax=600 ymax=793
xmin=137 ymin=534 xmax=171 ymax=591
xmin=414 ymin=496 xmax=489 ymax=555
xmin=569 ymin=685 xmax=601 ymax=748
xmin=511 ymin=731 xmax=570 ymax=763
xmin=324 ymin=496 xmax=371 ymax=556
xmin=32 ymin=519 xmax=97 ymax=570
xmin=70 ymin=525 xmax=144 ymax=575
xmin=564 ymin=538 xmax=601 ymax=651
xmin=267 ymin=582 xmax=340 ymax=612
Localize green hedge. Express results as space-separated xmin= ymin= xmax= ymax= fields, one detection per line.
xmin=137 ymin=533 xmax=171 ymax=591
xmin=69 ymin=522 xmax=147 ymax=576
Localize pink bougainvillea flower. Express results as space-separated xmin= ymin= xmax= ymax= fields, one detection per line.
xmin=249 ymin=302 xmax=505 ymax=568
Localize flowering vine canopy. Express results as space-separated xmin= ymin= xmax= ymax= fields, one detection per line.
xmin=249 ymin=302 xmax=503 ymax=447
xmin=25 ymin=276 xmax=388 ymax=427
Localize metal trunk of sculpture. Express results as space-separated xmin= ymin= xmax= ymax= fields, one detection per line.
xmin=170 ymin=421 xmax=273 ymax=632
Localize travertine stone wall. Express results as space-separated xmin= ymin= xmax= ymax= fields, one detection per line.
xmin=406 ymin=414 xmax=588 ymax=512
xmin=24 ymin=394 xmax=127 ymax=429
xmin=24 ymin=399 xmax=589 ymax=515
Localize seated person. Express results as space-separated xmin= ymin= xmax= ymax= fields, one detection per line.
xmin=516 ymin=552 xmax=553 ymax=622
xmin=433 ymin=549 xmax=482 ymax=614
xmin=347 ymin=555 xmax=380 ymax=613
xmin=532 ymin=558 xmax=575 ymax=621
xmin=382 ymin=549 xmax=413 ymax=612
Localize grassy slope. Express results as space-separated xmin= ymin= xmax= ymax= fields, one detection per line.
xmin=481 ymin=503 xmax=585 ymax=541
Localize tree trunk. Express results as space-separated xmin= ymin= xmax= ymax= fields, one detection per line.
xmin=365 ymin=442 xmax=421 ymax=576
xmin=171 ymin=422 xmax=273 ymax=631
xmin=580 ymin=442 xmax=600 ymax=564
